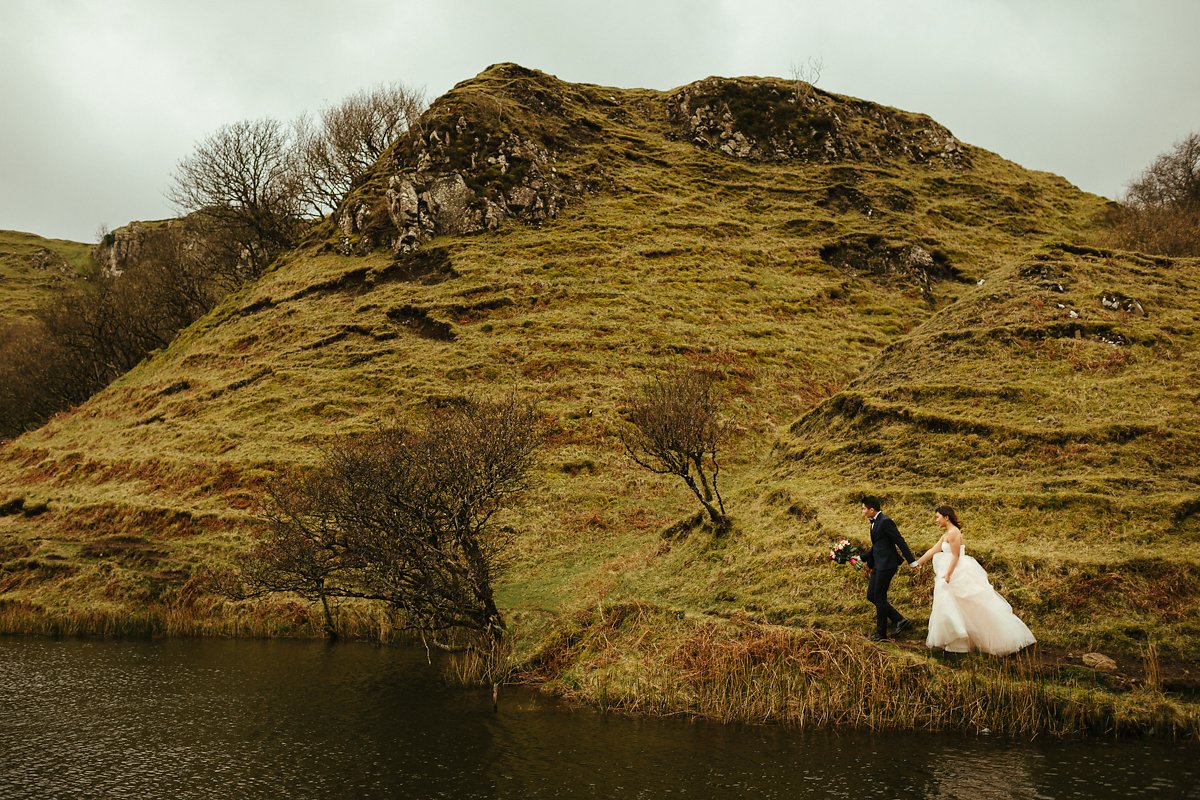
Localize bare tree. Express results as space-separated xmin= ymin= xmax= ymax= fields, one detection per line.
xmin=0 ymin=319 xmax=68 ymax=438
xmin=242 ymin=469 xmax=356 ymax=639
xmin=1125 ymin=132 xmax=1200 ymax=210
xmin=37 ymin=245 xmax=219 ymax=394
xmin=38 ymin=277 xmax=136 ymax=393
xmin=790 ymin=56 xmax=824 ymax=102
xmin=620 ymin=367 xmax=728 ymax=525
xmin=170 ymin=117 xmax=304 ymax=278
xmin=0 ymin=220 xmax=241 ymax=436
xmin=292 ymin=83 xmax=426 ymax=216
xmin=1112 ymin=132 xmax=1200 ymax=256
xmin=240 ymin=395 xmax=544 ymax=648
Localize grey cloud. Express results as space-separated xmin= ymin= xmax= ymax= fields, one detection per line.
xmin=2 ymin=0 xmax=1198 ymax=241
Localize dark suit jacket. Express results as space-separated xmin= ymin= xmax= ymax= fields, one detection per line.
xmin=865 ymin=512 xmax=916 ymax=571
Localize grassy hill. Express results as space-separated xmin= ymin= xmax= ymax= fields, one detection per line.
xmin=0 ymin=230 xmax=93 ymax=322
xmin=1 ymin=65 xmax=1195 ymax=735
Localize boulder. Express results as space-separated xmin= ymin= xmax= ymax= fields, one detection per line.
xmin=1100 ymin=293 xmax=1147 ymax=316
xmin=1082 ymin=652 xmax=1118 ymax=672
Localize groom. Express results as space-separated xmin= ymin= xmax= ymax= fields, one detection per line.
xmin=860 ymin=496 xmax=919 ymax=641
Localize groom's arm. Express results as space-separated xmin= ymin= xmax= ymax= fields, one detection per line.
xmin=885 ymin=519 xmax=917 ymax=565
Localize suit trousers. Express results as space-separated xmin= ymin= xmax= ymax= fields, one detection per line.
xmin=866 ymin=566 xmax=902 ymax=636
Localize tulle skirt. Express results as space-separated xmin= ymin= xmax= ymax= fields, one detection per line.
xmin=927 ymin=551 xmax=1036 ymax=655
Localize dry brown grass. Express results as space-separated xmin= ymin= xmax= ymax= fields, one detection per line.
xmin=531 ymin=603 xmax=1200 ymax=738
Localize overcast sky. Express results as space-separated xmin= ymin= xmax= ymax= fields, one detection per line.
xmin=2 ymin=0 xmax=1198 ymax=243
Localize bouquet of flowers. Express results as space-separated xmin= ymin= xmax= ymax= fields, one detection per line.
xmin=829 ymin=538 xmax=867 ymax=569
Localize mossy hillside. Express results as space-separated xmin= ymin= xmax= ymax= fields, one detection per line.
xmin=571 ymin=244 xmax=1200 ymax=670
xmin=0 ymin=230 xmax=94 ymax=322
xmin=0 ymin=67 xmax=1106 ymax=603
xmin=0 ymin=157 xmax=1100 ymax=607
xmin=6 ymin=66 xmax=1188 ymax=730
xmin=763 ymin=243 xmax=1200 ymax=656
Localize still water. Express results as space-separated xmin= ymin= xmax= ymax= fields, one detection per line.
xmin=0 ymin=637 xmax=1195 ymax=799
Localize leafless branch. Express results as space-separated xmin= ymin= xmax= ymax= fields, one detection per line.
xmin=620 ymin=367 xmax=728 ymax=525
xmin=238 ymin=395 xmax=544 ymax=646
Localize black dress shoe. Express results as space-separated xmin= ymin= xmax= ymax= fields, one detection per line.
xmin=892 ymin=618 xmax=912 ymax=636
xmin=868 ymin=632 xmax=888 ymax=641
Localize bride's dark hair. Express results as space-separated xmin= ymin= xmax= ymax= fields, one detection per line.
xmin=936 ymin=505 xmax=961 ymax=529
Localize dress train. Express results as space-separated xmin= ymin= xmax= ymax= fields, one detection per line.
xmin=926 ymin=542 xmax=1035 ymax=655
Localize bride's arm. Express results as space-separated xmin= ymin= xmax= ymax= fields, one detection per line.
xmin=914 ymin=534 xmax=945 ymax=566
xmin=943 ymin=530 xmax=962 ymax=582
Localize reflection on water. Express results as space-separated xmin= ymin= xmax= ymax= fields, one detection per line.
xmin=0 ymin=637 xmax=1195 ymax=799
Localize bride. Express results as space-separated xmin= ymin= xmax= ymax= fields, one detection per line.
xmin=911 ymin=506 xmax=1035 ymax=656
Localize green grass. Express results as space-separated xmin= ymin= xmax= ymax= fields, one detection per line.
xmin=1 ymin=65 xmax=1195 ymax=736
xmin=0 ymin=230 xmax=94 ymax=321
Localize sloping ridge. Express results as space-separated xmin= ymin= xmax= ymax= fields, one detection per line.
xmin=776 ymin=242 xmax=1200 ymax=510
xmin=769 ymin=241 xmax=1200 ymax=633
xmin=330 ymin=63 xmax=979 ymax=255
xmin=1 ymin=63 xmax=1148 ymax=662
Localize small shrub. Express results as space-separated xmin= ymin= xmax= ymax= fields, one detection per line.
xmin=620 ymin=366 xmax=729 ymax=525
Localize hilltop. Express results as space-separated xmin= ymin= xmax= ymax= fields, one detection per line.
xmin=0 ymin=230 xmax=93 ymax=322
xmin=1 ymin=64 xmax=1195 ymax=735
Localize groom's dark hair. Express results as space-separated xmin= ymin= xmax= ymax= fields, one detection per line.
xmin=861 ymin=495 xmax=882 ymax=511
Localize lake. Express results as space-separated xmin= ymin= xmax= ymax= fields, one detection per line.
xmin=1 ymin=637 xmax=1195 ymax=798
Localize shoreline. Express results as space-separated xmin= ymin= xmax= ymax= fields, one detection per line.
xmin=2 ymin=598 xmax=1197 ymax=741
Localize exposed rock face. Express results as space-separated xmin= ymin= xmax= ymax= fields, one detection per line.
xmin=336 ymin=108 xmax=568 ymax=254
xmin=93 ymin=220 xmax=185 ymax=277
xmin=668 ymin=78 xmax=969 ymax=168
xmin=820 ymin=235 xmax=967 ymax=303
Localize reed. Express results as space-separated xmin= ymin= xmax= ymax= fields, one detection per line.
xmin=0 ymin=597 xmax=408 ymax=642
xmin=446 ymin=636 xmax=517 ymax=688
xmin=1143 ymin=641 xmax=1162 ymax=694
xmin=3 ymin=593 xmax=1195 ymax=738
xmin=530 ymin=604 xmax=1200 ymax=739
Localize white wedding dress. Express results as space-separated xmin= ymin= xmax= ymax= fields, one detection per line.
xmin=927 ymin=542 xmax=1036 ymax=655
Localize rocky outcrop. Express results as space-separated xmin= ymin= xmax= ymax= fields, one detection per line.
xmin=93 ymin=220 xmax=186 ymax=277
xmin=668 ymin=77 xmax=969 ymax=168
xmin=380 ymin=128 xmax=564 ymax=252
xmin=332 ymin=66 xmax=976 ymax=257
xmin=820 ymin=235 xmax=967 ymax=303
xmin=335 ymin=67 xmax=572 ymax=255
xmin=28 ymin=248 xmax=69 ymax=273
